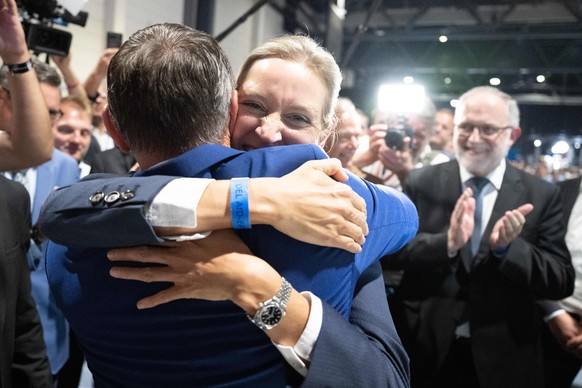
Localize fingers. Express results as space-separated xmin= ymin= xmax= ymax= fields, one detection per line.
xmin=108 ymin=245 xmax=171 ymax=264
xmin=327 ymin=207 xmax=367 ymax=252
xmin=517 ymin=203 xmax=534 ymax=216
xmin=566 ymin=336 xmax=582 ymax=352
xmin=304 ymin=158 xmax=347 ymax=182
xmin=401 ymin=137 xmax=411 ymax=153
xmin=330 ymin=235 xmax=363 ymax=254
xmin=136 ymin=288 xmax=182 ymax=310
xmin=110 ymin=265 xmax=170 ymax=283
xmin=491 ymin=203 xmax=534 ymax=247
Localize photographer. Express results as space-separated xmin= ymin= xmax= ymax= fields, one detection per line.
xmin=352 ymin=96 xmax=444 ymax=189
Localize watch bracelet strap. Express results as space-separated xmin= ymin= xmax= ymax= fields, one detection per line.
xmin=277 ymin=277 xmax=293 ymax=308
xmin=2 ymin=59 xmax=33 ymax=74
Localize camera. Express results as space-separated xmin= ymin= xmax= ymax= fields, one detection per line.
xmin=17 ymin=0 xmax=89 ymax=57
xmin=384 ymin=115 xmax=414 ymax=151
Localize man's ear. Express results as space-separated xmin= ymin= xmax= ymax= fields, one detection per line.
xmin=228 ymin=89 xmax=239 ymax=137
xmin=509 ymin=126 xmax=522 ymax=145
xmin=102 ymin=106 xmax=130 ymax=152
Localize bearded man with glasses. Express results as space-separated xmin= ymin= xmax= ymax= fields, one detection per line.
xmin=383 ymin=85 xmax=573 ymax=388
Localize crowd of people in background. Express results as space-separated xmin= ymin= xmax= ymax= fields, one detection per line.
xmin=1 ymin=0 xmax=582 ymax=386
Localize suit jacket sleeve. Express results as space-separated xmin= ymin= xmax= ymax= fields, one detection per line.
xmin=39 ymin=174 xmax=178 ymax=248
xmin=300 ymin=262 xmax=410 ymax=388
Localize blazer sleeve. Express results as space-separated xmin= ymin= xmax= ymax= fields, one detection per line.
xmin=38 ymin=174 xmax=179 ymax=248
xmin=300 ymin=262 xmax=410 ymax=388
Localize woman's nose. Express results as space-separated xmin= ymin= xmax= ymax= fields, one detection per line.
xmin=255 ymin=114 xmax=284 ymax=144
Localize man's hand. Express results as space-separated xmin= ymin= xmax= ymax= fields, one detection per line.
xmin=489 ymin=203 xmax=533 ymax=249
xmin=548 ymin=311 xmax=582 ymax=358
xmin=351 ymin=124 xmax=385 ymax=168
xmin=108 ymin=230 xmax=281 ymax=311
xmin=109 ymin=230 xmax=312 ymax=346
xmin=0 ymin=0 xmax=29 ymax=63
xmin=92 ymin=48 xmax=119 ymax=79
xmin=377 ymin=136 xmax=414 ymax=186
xmin=447 ymin=188 xmax=476 ymax=252
xmin=255 ymin=158 xmax=368 ymax=254
xmin=566 ymin=331 xmax=582 ymax=358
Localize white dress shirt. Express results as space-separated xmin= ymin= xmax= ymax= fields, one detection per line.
xmin=560 ymin=180 xmax=582 ymax=316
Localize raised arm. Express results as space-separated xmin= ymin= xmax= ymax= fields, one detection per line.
xmin=0 ymin=0 xmax=52 ymax=170
xmin=39 ymin=159 xmax=368 ymax=253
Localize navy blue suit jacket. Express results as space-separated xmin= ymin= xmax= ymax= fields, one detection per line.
xmin=40 ymin=144 xmax=414 ymax=387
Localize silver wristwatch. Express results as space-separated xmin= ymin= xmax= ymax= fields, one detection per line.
xmin=248 ymin=277 xmax=293 ymax=330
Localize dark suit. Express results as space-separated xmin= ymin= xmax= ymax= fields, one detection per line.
xmin=540 ymin=177 xmax=582 ymax=388
xmin=0 ymin=176 xmax=51 ymax=388
xmin=384 ymin=159 xmax=573 ymax=388
xmin=89 ymin=146 xmax=135 ymax=175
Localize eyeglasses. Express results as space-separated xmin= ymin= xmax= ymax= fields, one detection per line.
xmin=49 ymin=109 xmax=64 ymax=123
xmin=456 ymin=123 xmax=513 ymax=138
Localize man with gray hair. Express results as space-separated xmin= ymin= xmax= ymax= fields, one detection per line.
xmin=383 ymin=86 xmax=573 ymax=387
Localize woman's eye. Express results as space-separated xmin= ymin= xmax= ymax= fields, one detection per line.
xmin=288 ymin=115 xmax=310 ymax=125
xmin=242 ymin=101 xmax=265 ymax=113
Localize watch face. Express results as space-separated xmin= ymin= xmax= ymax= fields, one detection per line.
xmin=260 ymin=305 xmax=283 ymax=326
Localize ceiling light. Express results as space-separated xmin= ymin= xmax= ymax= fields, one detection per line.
xmin=403 ymin=76 xmax=414 ymax=84
xmin=439 ymin=35 xmax=448 ymax=43
xmin=551 ymin=140 xmax=570 ymax=154
xmin=489 ymin=77 xmax=501 ymax=86
xmin=377 ymin=83 xmax=426 ymax=114
xmin=536 ymin=75 xmax=546 ymax=83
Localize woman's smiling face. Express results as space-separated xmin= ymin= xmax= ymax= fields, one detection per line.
xmin=231 ymin=57 xmax=329 ymax=150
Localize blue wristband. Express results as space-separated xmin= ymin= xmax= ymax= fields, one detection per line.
xmin=230 ymin=178 xmax=251 ymax=229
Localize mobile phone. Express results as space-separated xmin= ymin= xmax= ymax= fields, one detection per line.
xmin=106 ymin=32 xmax=123 ymax=48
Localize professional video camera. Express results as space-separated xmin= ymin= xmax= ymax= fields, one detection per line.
xmin=17 ymin=0 xmax=89 ymax=57
xmin=384 ymin=115 xmax=415 ymax=151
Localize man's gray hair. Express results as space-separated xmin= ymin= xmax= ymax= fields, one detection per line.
xmin=107 ymin=23 xmax=235 ymax=159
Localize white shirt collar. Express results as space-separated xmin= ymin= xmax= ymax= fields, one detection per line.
xmin=459 ymin=158 xmax=506 ymax=190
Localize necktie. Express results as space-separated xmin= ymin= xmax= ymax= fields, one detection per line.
xmin=466 ymin=177 xmax=489 ymax=257
xmin=10 ymin=169 xmax=30 ymax=191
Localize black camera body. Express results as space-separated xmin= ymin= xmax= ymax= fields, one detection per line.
xmin=384 ymin=115 xmax=414 ymax=151
xmin=17 ymin=0 xmax=88 ymax=57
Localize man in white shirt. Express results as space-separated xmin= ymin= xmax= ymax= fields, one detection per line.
xmin=540 ymin=176 xmax=582 ymax=388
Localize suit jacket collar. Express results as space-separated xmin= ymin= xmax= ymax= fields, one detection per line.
xmin=136 ymin=144 xmax=243 ymax=178
xmin=471 ymin=162 xmax=524 ymax=269
xmin=454 ymin=159 xmax=522 ymax=271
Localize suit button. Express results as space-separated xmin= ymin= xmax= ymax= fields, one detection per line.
xmin=104 ymin=191 xmax=121 ymax=204
xmin=89 ymin=191 xmax=104 ymax=205
xmin=120 ymin=190 xmax=135 ymax=201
